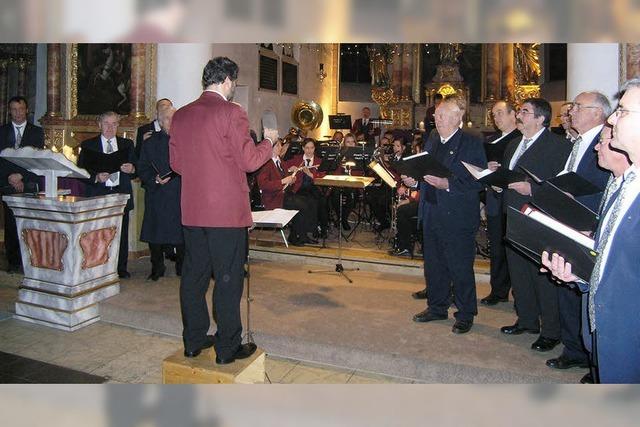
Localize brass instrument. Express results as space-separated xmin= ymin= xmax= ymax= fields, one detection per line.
xmin=291 ymin=100 xmax=324 ymax=132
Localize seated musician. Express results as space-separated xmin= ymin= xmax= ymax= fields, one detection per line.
xmin=287 ymin=138 xmax=329 ymax=238
xmin=332 ymin=131 xmax=344 ymax=144
xmin=256 ymin=140 xmax=318 ymax=246
xmin=389 ymin=138 xmax=420 ymax=257
xmin=331 ymin=132 xmax=361 ymax=230
xmin=368 ymin=135 xmax=397 ymax=233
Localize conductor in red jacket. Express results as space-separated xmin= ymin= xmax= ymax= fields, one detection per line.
xmin=169 ymin=57 xmax=278 ymax=364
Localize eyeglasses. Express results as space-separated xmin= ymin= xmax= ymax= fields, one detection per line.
xmin=516 ymin=109 xmax=535 ymax=115
xmin=612 ymin=105 xmax=640 ymax=117
xmin=570 ymin=103 xmax=601 ymax=111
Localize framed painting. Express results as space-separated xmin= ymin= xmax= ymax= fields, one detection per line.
xmin=71 ymin=43 xmax=132 ymax=118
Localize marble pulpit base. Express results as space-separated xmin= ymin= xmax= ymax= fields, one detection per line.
xmin=3 ymin=193 xmax=129 ymax=331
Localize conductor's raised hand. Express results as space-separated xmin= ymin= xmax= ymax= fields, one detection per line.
xmin=264 ymin=128 xmax=279 ymax=143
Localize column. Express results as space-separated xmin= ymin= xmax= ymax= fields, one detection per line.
xmin=567 ymin=43 xmax=619 ymax=102
xmin=401 ymin=44 xmax=413 ymax=100
xmin=157 ymin=44 xmax=212 ymax=109
xmin=46 ymin=44 xmax=61 ymax=117
xmin=391 ymin=44 xmax=403 ymax=99
xmin=500 ymin=43 xmax=515 ymax=101
xmin=16 ymin=57 xmax=29 ymax=96
xmin=485 ymin=43 xmax=501 ymax=100
xmin=129 ymin=43 xmax=146 ymax=119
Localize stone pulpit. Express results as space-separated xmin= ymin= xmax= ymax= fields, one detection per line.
xmin=1 ymin=147 xmax=129 ymax=331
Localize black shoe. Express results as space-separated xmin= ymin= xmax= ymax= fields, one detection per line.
xmin=216 ymin=342 xmax=258 ymax=365
xmin=184 ymin=335 xmax=215 ymax=358
xmin=500 ymin=323 xmax=540 ymax=335
xmin=302 ymin=235 xmax=319 ymax=245
xmin=546 ymin=355 xmax=590 ymax=370
xmin=480 ymin=294 xmax=508 ymax=306
xmin=412 ymin=288 xmax=427 ymax=299
xmin=288 ymin=234 xmax=304 ymax=246
xmin=452 ymin=319 xmax=473 ymax=334
xmin=580 ymin=372 xmax=594 ymax=384
xmin=413 ymin=309 xmax=447 ymax=323
xmin=531 ymin=336 xmax=561 ymax=352
xmin=118 ymin=271 xmax=131 ymax=279
xmin=390 ymin=248 xmax=413 ymax=258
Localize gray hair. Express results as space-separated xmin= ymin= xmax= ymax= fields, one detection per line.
xmin=584 ymin=91 xmax=612 ymax=120
xmin=97 ymin=111 xmax=120 ymax=123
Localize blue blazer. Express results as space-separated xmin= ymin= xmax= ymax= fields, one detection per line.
xmin=589 ymin=194 xmax=640 ymax=383
xmin=0 ymin=122 xmax=45 ymax=186
xmin=77 ymin=135 xmax=137 ymax=211
xmin=418 ymin=128 xmax=487 ymax=233
xmin=574 ymin=133 xmax=611 ymax=212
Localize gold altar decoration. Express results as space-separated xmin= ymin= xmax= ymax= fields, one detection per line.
xmin=514 ymin=43 xmax=540 ymax=104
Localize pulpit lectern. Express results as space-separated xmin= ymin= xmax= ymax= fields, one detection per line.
xmin=1 ymin=146 xmax=129 ymax=331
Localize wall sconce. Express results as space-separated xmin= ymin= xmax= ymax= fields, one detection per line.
xmin=318 ymin=63 xmax=327 ymax=82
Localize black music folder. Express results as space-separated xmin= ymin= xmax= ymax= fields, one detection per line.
xmin=394 ymin=151 xmax=451 ymax=179
xmin=484 ymin=140 xmax=509 ymax=162
xmin=151 ymin=161 xmax=178 ymax=181
xmin=81 ymin=149 xmax=129 ymax=174
xmin=520 ymin=166 xmax=603 ymax=197
xmin=532 ymin=182 xmax=598 ymax=233
xmin=506 ymin=206 xmax=597 ymax=282
xmin=462 ymin=161 xmax=526 ymax=189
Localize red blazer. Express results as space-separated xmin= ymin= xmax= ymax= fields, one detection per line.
xmin=286 ymin=154 xmax=327 ymax=181
xmin=169 ymin=91 xmax=272 ymax=227
xmin=256 ymin=159 xmax=286 ymax=210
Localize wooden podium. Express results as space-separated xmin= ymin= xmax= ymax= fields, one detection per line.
xmin=1 ymin=147 xmax=129 ymax=331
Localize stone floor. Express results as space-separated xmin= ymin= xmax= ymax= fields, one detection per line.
xmin=0 ymin=318 xmax=413 ymax=384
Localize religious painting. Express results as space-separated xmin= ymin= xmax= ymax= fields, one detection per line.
xmin=74 ymin=44 xmax=132 ymax=117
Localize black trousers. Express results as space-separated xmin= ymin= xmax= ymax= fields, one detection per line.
xmin=117 ymin=208 xmax=130 ymax=274
xmin=297 ymin=185 xmax=328 ymax=230
xmin=368 ymin=185 xmax=391 ymax=227
xmin=506 ymin=245 xmax=560 ymax=339
xmin=330 ymin=188 xmax=355 ymax=225
xmin=396 ymin=201 xmax=418 ymax=250
xmin=486 ymin=213 xmax=511 ymax=299
xmin=149 ymin=243 xmax=184 ymax=275
xmin=283 ymin=193 xmax=317 ymax=238
xmin=422 ymin=214 xmax=478 ymax=322
xmin=2 ymin=201 xmax=21 ymax=268
xmin=180 ymin=226 xmax=247 ymax=360
xmin=558 ymin=285 xmax=589 ymax=361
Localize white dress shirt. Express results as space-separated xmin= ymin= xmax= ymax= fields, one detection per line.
xmin=561 ymin=124 xmax=603 ymax=173
xmin=508 ymin=127 xmax=545 ymax=170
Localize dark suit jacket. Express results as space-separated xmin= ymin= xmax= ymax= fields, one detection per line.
xmin=169 ymin=91 xmax=272 ymax=227
xmin=77 ymin=135 xmax=137 ymax=210
xmin=135 ymin=120 xmax=156 ymax=160
xmin=484 ymin=129 xmax=522 ymax=217
xmin=503 ymin=128 xmax=572 ymax=213
xmin=351 ymin=118 xmax=380 ymax=144
xmin=418 ymin=128 xmax=487 ymax=233
xmin=0 ymin=122 xmax=45 ymax=186
xmin=589 ymin=193 xmax=640 ymax=383
xmin=573 ymin=132 xmax=610 ymax=212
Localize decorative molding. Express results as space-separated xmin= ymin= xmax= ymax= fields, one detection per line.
xmin=22 ymin=229 xmax=68 ymax=271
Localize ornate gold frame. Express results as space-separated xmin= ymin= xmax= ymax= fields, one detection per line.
xmin=68 ymin=43 xmax=157 ymax=121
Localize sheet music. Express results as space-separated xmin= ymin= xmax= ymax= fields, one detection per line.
xmin=252 ymin=208 xmax=299 ymax=228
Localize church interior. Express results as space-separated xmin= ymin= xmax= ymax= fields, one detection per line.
xmin=0 ymin=40 xmax=635 ymax=391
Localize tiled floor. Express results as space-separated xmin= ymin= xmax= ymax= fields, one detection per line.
xmin=0 ymin=318 xmax=411 ymax=384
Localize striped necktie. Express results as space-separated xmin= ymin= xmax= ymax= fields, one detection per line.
xmin=14 ymin=125 xmax=23 ymax=148
xmin=588 ymin=170 xmax=637 ymax=332
xmin=512 ymin=137 xmax=532 ymax=166
xmin=566 ymin=136 xmax=583 ymax=171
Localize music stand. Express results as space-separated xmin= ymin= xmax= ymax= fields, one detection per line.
xmin=311 ymin=175 xmax=374 ymax=283
xmin=246 ymin=209 xmax=299 ymax=343
xmin=329 ymin=114 xmax=352 ymax=130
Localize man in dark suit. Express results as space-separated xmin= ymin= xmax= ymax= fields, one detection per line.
xmin=351 ymin=106 xmax=380 ymax=144
xmin=169 ymin=57 xmax=278 ymax=364
xmin=135 ymin=98 xmax=173 ymax=159
xmin=480 ymin=100 xmax=521 ymax=306
xmin=403 ymin=96 xmax=487 ymax=334
xmin=0 ymin=96 xmax=45 ymax=273
xmin=77 ymin=111 xmax=137 ymax=279
xmin=500 ymin=98 xmax=572 ymax=351
xmin=545 ymin=91 xmax=611 ymax=372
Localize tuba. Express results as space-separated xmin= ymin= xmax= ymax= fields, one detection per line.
xmin=291 ymin=100 xmax=324 ymax=132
